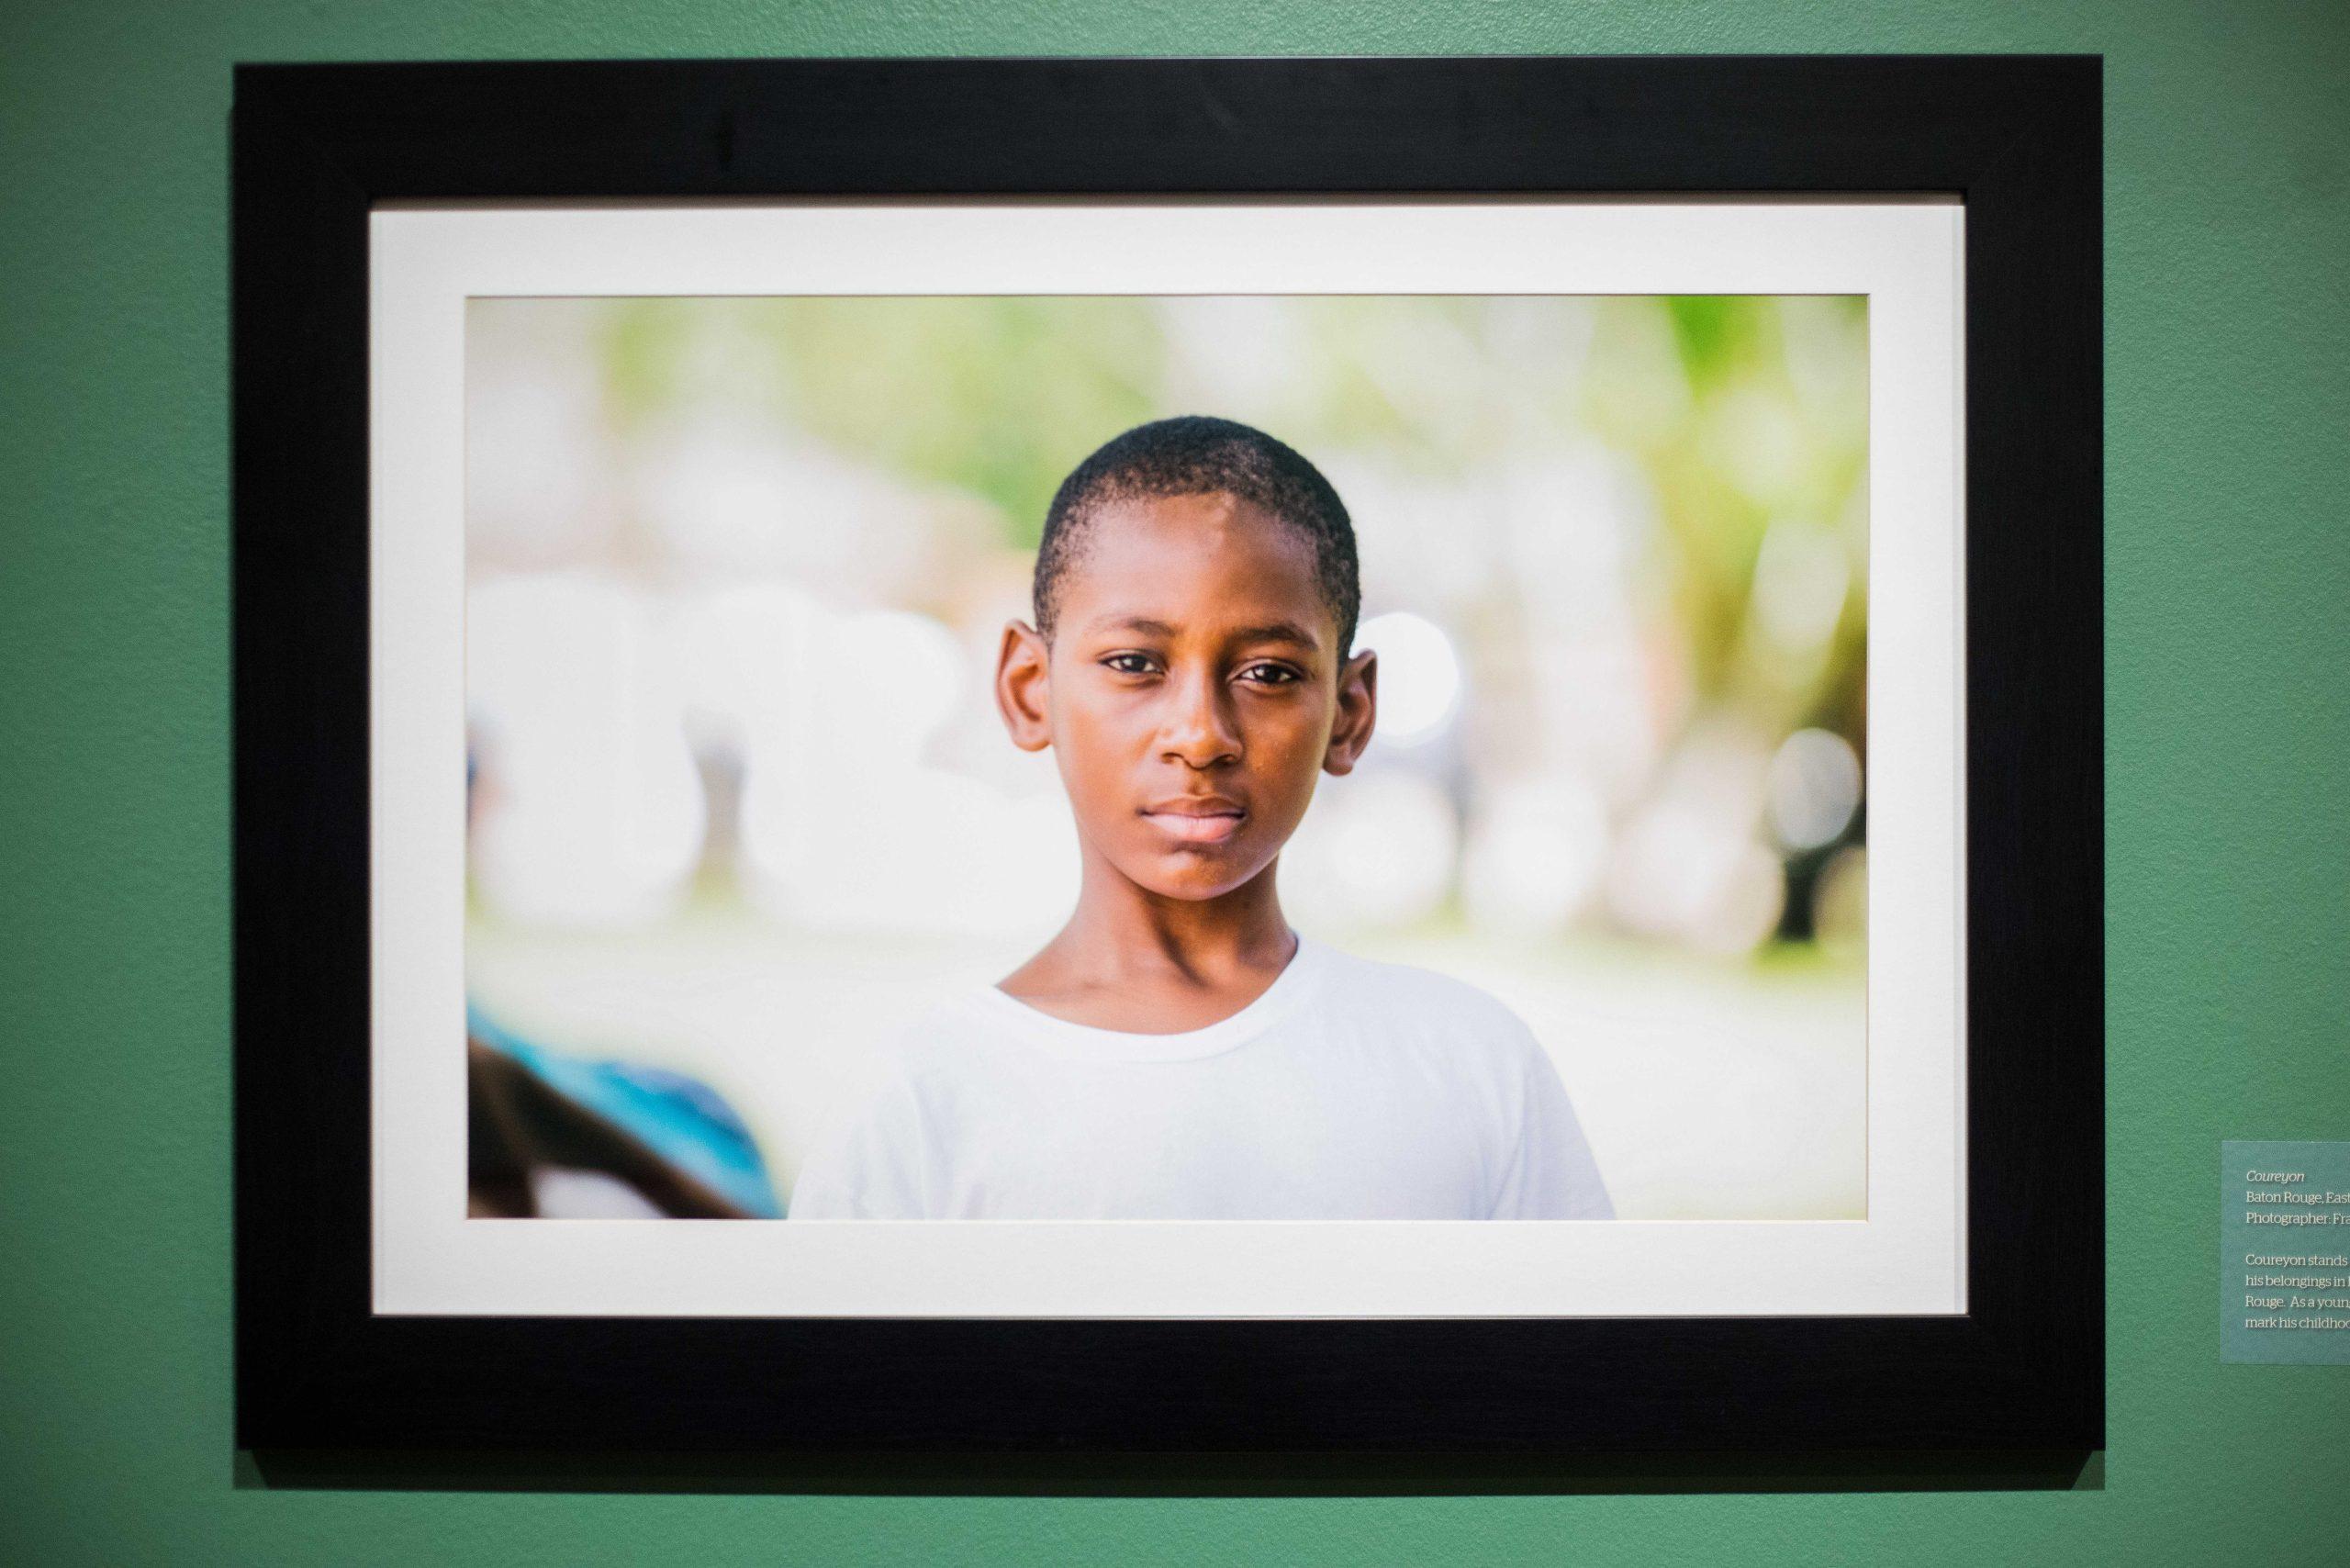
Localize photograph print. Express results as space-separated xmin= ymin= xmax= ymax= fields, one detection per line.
xmin=460 ymin=290 xmax=1872 ymax=1227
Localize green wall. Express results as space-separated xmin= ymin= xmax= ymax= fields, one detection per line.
xmin=4 ymin=1 xmax=2344 ymax=1562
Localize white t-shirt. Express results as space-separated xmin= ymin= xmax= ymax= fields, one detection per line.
xmin=788 ymin=934 xmax=1612 ymax=1221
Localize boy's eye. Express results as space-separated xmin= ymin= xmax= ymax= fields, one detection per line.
xmin=1101 ymin=653 xmax=1157 ymax=676
xmin=1237 ymin=663 xmax=1302 ymax=687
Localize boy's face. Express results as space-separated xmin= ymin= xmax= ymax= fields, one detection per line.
xmin=996 ymin=491 xmax=1377 ymax=904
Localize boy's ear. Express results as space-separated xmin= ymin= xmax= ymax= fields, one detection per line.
xmin=1323 ymin=647 xmax=1378 ymax=776
xmin=994 ymin=619 xmax=1053 ymax=752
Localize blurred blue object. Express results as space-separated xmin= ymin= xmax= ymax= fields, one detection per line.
xmin=467 ymin=1002 xmax=783 ymax=1217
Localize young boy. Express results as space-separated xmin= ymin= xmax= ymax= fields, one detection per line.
xmin=789 ymin=417 xmax=1613 ymax=1220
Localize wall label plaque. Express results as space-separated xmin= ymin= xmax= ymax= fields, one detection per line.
xmin=2222 ymin=1139 xmax=2350 ymax=1363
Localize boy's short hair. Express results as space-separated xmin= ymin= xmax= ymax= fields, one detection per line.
xmin=1034 ymin=416 xmax=1361 ymax=658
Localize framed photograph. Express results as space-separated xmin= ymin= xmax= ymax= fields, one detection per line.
xmin=234 ymin=55 xmax=2102 ymax=1450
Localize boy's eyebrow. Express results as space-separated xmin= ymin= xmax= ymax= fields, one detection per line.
xmin=1086 ymin=615 xmax=1181 ymax=639
xmin=1225 ymin=620 xmax=1324 ymax=651
xmin=1084 ymin=614 xmax=1323 ymax=651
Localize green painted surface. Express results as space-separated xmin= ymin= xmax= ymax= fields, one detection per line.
xmin=3 ymin=2 xmax=2346 ymax=1562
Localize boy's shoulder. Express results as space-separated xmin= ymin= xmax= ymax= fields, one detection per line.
xmin=1301 ymin=943 xmax=1565 ymax=1129
xmin=1304 ymin=939 xmax=1542 ymax=1053
xmin=867 ymin=979 xmax=1110 ymax=1082
xmin=872 ymin=984 xmax=1011 ymax=1068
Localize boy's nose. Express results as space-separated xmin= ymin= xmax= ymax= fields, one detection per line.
xmin=1159 ymin=672 xmax=1242 ymax=767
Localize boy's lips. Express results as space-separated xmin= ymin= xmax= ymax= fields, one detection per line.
xmin=1140 ymin=798 xmax=1248 ymax=845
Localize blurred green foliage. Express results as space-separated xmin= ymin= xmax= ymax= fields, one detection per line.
xmin=594 ymin=292 xmax=1867 ymax=741
xmin=604 ymin=298 xmax=1165 ymax=547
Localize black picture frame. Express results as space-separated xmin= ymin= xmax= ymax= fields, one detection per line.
xmin=233 ymin=54 xmax=2102 ymax=1454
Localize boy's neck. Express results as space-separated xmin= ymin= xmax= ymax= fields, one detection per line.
xmin=999 ymin=858 xmax=1299 ymax=1024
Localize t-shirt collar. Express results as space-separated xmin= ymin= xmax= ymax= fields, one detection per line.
xmin=974 ymin=932 xmax=1326 ymax=1062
